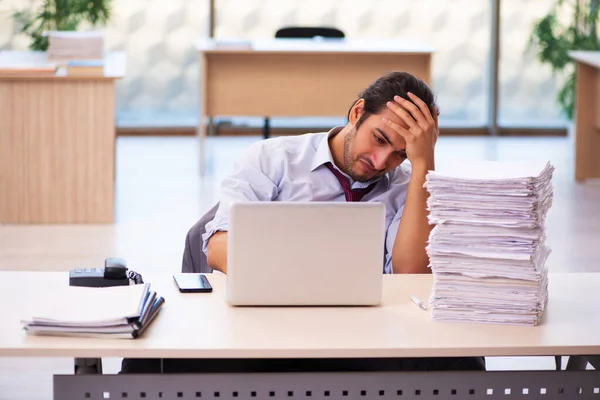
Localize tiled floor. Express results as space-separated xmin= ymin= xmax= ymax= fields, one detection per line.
xmin=1 ymin=134 xmax=599 ymax=399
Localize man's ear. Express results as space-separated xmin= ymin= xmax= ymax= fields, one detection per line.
xmin=348 ymin=99 xmax=365 ymax=125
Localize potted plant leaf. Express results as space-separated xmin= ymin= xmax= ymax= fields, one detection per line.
xmin=13 ymin=0 xmax=112 ymax=51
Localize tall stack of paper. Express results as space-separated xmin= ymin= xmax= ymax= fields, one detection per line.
xmin=21 ymin=283 xmax=164 ymax=339
xmin=47 ymin=31 xmax=104 ymax=61
xmin=424 ymin=160 xmax=554 ymax=326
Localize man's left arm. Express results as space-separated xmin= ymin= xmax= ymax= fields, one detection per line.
xmin=383 ymin=92 xmax=439 ymax=274
xmin=391 ymin=160 xmax=434 ymax=273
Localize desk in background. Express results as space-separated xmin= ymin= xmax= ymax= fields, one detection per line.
xmin=1 ymin=271 xmax=599 ymax=399
xmin=0 ymin=51 xmax=126 ymax=223
xmin=196 ymin=39 xmax=435 ymax=175
xmin=569 ymin=51 xmax=600 ymax=181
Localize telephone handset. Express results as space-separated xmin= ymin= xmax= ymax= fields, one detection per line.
xmin=69 ymin=257 xmax=143 ymax=287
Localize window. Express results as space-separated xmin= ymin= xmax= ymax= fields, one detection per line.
xmin=215 ymin=0 xmax=492 ymax=127
xmin=105 ymin=0 xmax=210 ymax=127
xmin=0 ymin=0 xmax=567 ymax=133
xmin=499 ymin=0 xmax=568 ymax=128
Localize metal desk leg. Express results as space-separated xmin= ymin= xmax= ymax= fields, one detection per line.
xmin=74 ymin=358 xmax=103 ymax=375
xmin=566 ymin=356 xmax=589 ymax=371
xmin=263 ymin=117 xmax=270 ymax=139
xmin=586 ymin=356 xmax=600 ymax=369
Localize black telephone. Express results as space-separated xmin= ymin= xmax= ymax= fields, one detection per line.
xmin=69 ymin=257 xmax=143 ymax=287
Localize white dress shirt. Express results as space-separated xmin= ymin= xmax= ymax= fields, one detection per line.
xmin=202 ymin=126 xmax=412 ymax=274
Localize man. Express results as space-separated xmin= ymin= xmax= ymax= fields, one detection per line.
xmin=204 ymin=71 xmax=439 ymax=275
xmin=121 ymin=72 xmax=485 ymax=374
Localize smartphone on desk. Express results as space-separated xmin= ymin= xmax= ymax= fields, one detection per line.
xmin=173 ymin=274 xmax=213 ymax=293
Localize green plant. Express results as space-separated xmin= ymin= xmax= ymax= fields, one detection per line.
xmin=529 ymin=0 xmax=600 ymax=119
xmin=13 ymin=0 xmax=112 ymax=51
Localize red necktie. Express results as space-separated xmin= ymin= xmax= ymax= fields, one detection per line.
xmin=325 ymin=162 xmax=377 ymax=202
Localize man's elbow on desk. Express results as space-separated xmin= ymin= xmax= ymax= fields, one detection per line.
xmin=207 ymin=231 xmax=228 ymax=274
xmin=392 ymin=260 xmax=431 ymax=274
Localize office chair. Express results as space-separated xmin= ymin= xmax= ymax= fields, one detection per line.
xmin=181 ymin=202 xmax=219 ymax=274
xmin=257 ymin=26 xmax=346 ymax=139
xmin=275 ymin=26 xmax=345 ymax=39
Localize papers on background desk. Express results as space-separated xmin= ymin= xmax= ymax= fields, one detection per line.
xmin=424 ymin=160 xmax=554 ymax=326
xmin=46 ymin=30 xmax=104 ymax=61
xmin=0 ymin=52 xmax=57 ymax=76
xmin=21 ymin=283 xmax=164 ymax=339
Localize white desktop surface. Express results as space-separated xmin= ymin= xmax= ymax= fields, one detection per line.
xmin=1 ymin=272 xmax=599 ymax=359
xmin=569 ymin=50 xmax=600 ymax=69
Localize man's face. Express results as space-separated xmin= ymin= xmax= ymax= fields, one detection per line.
xmin=343 ymin=100 xmax=409 ymax=182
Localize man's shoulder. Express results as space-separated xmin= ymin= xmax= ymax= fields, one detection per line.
xmin=266 ymin=131 xmax=327 ymax=148
xmin=248 ymin=132 xmax=328 ymax=156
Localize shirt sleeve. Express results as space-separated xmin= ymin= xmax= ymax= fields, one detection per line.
xmin=382 ymin=163 xmax=412 ymax=274
xmin=383 ymin=205 xmax=404 ymax=274
xmin=202 ymin=141 xmax=280 ymax=255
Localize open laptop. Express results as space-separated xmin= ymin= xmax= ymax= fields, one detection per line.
xmin=226 ymin=202 xmax=385 ymax=306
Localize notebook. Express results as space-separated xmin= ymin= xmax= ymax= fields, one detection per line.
xmin=21 ymin=283 xmax=164 ymax=339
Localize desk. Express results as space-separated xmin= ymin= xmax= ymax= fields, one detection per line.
xmin=1 ymin=271 xmax=599 ymax=399
xmin=569 ymin=51 xmax=600 ymax=181
xmin=196 ymin=39 xmax=434 ymax=175
xmin=0 ymin=51 xmax=126 ymax=223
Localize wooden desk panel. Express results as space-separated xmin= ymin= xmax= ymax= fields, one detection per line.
xmin=197 ymin=39 xmax=434 ymax=175
xmin=1 ymin=272 xmax=599 ymax=359
xmin=0 ymin=51 xmax=125 ymax=223
xmin=205 ymin=53 xmax=431 ymax=117
xmin=0 ymin=80 xmax=115 ymax=223
xmin=569 ymin=51 xmax=600 ymax=181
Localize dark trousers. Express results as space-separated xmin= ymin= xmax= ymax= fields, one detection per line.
xmin=120 ymin=357 xmax=486 ymax=374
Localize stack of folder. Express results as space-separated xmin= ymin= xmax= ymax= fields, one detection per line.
xmin=65 ymin=59 xmax=104 ymax=76
xmin=21 ymin=283 xmax=164 ymax=339
xmin=424 ymin=160 xmax=554 ymax=326
xmin=47 ymin=31 xmax=104 ymax=61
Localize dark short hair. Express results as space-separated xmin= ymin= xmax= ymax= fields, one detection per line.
xmin=348 ymin=71 xmax=438 ymax=127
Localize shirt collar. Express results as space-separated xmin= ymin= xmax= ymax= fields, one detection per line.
xmin=310 ymin=126 xmax=390 ymax=189
xmin=310 ymin=126 xmax=344 ymax=172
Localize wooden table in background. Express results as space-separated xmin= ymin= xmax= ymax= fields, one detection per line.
xmin=196 ymin=39 xmax=434 ymax=175
xmin=569 ymin=51 xmax=600 ymax=181
xmin=0 ymin=51 xmax=126 ymax=223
